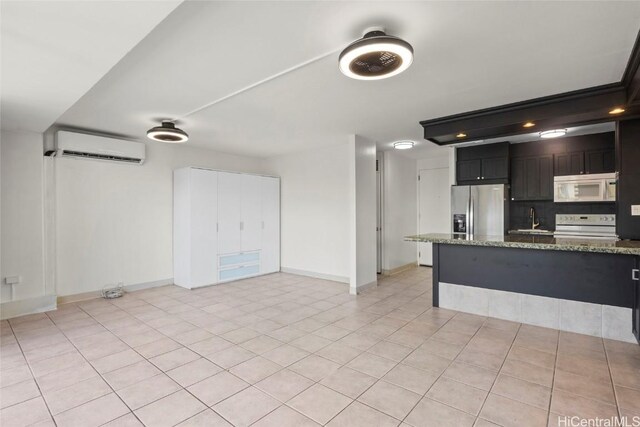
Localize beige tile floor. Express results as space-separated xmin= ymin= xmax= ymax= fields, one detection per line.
xmin=1 ymin=267 xmax=639 ymax=427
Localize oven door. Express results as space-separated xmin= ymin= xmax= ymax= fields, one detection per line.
xmin=554 ymin=178 xmax=606 ymax=203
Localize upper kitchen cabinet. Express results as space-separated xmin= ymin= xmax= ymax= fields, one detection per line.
xmin=456 ymin=142 xmax=509 ymax=184
xmin=511 ymin=155 xmax=553 ymax=201
xmin=585 ymin=149 xmax=615 ymax=174
xmin=554 ymin=151 xmax=584 ymax=176
xmin=553 ymin=133 xmax=615 ymax=176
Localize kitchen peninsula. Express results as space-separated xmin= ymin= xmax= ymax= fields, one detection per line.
xmin=405 ymin=233 xmax=640 ymax=343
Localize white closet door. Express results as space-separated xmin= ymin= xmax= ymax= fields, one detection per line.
xmin=241 ymin=174 xmax=262 ymax=251
xmin=261 ymin=176 xmax=280 ymax=274
xmin=217 ymin=172 xmax=242 ymax=254
xmin=190 ymin=169 xmax=218 ymax=287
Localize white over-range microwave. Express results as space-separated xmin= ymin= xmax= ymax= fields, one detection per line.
xmin=553 ymin=173 xmax=616 ymax=203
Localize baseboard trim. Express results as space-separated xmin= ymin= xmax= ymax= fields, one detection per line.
xmin=57 ymin=278 xmax=174 ymax=305
xmin=382 ymin=262 xmax=418 ymax=276
xmin=350 ymin=279 xmax=378 ymax=295
xmin=280 ymin=267 xmax=349 ymax=284
xmin=1 ymin=294 xmax=57 ymax=320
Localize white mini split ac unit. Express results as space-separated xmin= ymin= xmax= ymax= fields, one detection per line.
xmin=55 ymin=131 xmax=146 ymax=165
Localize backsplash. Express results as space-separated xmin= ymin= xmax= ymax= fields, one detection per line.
xmin=509 ymin=201 xmax=616 ymax=230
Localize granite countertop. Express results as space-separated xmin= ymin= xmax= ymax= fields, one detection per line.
xmin=404 ymin=233 xmax=640 ymax=256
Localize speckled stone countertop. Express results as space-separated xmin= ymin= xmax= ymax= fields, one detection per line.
xmin=404 ymin=233 xmax=640 ymax=256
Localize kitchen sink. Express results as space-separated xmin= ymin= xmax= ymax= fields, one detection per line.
xmin=510 ymin=229 xmax=554 ymax=235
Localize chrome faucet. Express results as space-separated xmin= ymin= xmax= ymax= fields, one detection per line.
xmin=530 ymin=207 xmax=540 ymax=229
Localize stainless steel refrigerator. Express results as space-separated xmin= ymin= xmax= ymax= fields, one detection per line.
xmin=451 ymin=184 xmax=509 ymax=235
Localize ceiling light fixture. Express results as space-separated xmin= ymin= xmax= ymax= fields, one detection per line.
xmin=339 ymin=27 xmax=413 ymax=80
xmin=456 ymin=132 xmax=467 ymax=138
xmin=523 ymin=122 xmax=535 ymax=128
xmin=539 ymin=129 xmax=567 ymax=139
xmin=393 ymin=140 xmax=414 ymax=150
xmin=146 ymin=121 xmax=189 ymax=143
xmin=609 ymin=107 xmax=625 ymax=115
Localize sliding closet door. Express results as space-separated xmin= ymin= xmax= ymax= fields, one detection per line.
xmin=217 ymin=172 xmax=242 ymax=254
xmin=261 ymin=176 xmax=280 ymax=274
xmin=190 ymin=169 xmax=218 ymax=287
xmin=241 ymin=174 xmax=262 ymax=252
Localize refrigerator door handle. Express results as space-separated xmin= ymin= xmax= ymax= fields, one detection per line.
xmin=469 ymin=196 xmax=476 ymax=235
xmin=465 ymin=197 xmax=471 ymax=235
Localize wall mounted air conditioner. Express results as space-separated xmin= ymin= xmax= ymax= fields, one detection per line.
xmin=55 ymin=131 xmax=146 ymax=165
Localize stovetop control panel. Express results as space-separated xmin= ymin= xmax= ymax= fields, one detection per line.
xmin=555 ymin=214 xmax=616 ymax=226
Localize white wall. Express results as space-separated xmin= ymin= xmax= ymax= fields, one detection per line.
xmin=416 ymin=149 xmax=455 ymax=265
xmin=382 ymin=150 xmax=417 ymax=271
xmin=0 ymin=131 xmax=48 ymax=303
xmin=264 ymin=142 xmax=351 ymax=283
xmin=55 ymin=140 xmax=265 ymax=297
xmin=417 ymin=149 xmax=456 ymax=185
xmin=349 ymin=135 xmax=377 ymax=293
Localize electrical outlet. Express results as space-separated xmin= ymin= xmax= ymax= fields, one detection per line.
xmin=632 ymin=205 xmax=640 ymax=216
xmin=5 ymin=276 xmax=21 ymax=285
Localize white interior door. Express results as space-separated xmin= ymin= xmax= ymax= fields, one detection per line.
xmin=260 ymin=176 xmax=280 ymax=274
xmin=241 ymin=174 xmax=262 ymax=251
xmin=190 ymin=169 xmax=218 ymax=287
xmin=217 ymin=172 xmax=242 ymax=254
xmin=418 ymin=168 xmax=450 ymax=266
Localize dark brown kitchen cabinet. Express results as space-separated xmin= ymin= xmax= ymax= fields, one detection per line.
xmin=511 ymin=158 xmax=525 ymax=199
xmin=586 ymin=149 xmax=615 ymax=174
xmin=554 ymin=148 xmax=614 ymax=176
xmin=511 ymin=155 xmax=553 ymax=201
xmin=554 ymin=152 xmax=584 ymax=176
xmin=456 ymin=142 xmax=509 ymax=184
xmin=457 ymin=159 xmax=482 ymax=182
xmin=481 ymin=157 xmax=509 ymax=180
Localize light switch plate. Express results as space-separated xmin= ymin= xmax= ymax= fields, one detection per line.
xmin=632 ymin=205 xmax=640 ymax=216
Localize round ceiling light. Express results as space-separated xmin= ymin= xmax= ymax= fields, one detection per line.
xmin=339 ymin=28 xmax=413 ymax=80
xmin=539 ymin=129 xmax=567 ymax=139
xmin=393 ymin=140 xmax=414 ymax=150
xmin=147 ymin=121 xmax=189 ymax=143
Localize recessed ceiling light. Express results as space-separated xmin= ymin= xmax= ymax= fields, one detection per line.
xmin=456 ymin=133 xmax=467 ymax=138
xmin=539 ymin=129 xmax=567 ymax=139
xmin=339 ymin=28 xmax=413 ymax=80
xmin=523 ymin=122 xmax=535 ymax=128
xmin=393 ymin=140 xmax=414 ymax=150
xmin=609 ymin=107 xmax=625 ymax=115
xmin=147 ymin=121 xmax=189 ymax=143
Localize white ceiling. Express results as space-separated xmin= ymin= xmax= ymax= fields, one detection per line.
xmin=0 ymin=0 xmax=181 ymax=132
xmin=5 ymin=1 xmax=640 ymax=158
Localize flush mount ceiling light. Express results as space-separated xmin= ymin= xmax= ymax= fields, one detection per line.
xmin=539 ymin=129 xmax=567 ymax=139
xmin=609 ymin=107 xmax=625 ymax=115
xmin=339 ymin=27 xmax=413 ymax=80
xmin=146 ymin=121 xmax=189 ymax=143
xmin=393 ymin=140 xmax=414 ymax=150
xmin=456 ymin=132 xmax=467 ymax=138
xmin=523 ymin=122 xmax=536 ymax=128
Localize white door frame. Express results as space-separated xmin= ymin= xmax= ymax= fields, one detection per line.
xmin=376 ymin=152 xmax=384 ymax=274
